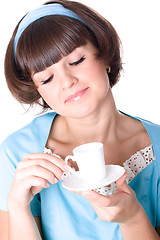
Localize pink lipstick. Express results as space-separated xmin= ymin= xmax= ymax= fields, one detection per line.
xmin=65 ymin=88 xmax=88 ymax=103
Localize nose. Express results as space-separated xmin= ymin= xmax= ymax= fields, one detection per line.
xmin=58 ymin=68 xmax=78 ymax=90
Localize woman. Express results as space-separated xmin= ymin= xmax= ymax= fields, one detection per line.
xmin=0 ymin=0 xmax=160 ymax=239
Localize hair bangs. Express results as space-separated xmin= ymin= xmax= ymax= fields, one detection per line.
xmin=16 ymin=15 xmax=95 ymax=76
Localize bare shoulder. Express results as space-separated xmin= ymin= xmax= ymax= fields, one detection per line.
xmin=0 ymin=211 xmax=8 ymax=240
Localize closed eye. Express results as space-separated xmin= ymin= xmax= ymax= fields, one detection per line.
xmin=42 ymin=75 xmax=53 ymax=85
xmin=69 ymin=56 xmax=85 ymax=66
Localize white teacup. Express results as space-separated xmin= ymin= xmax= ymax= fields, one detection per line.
xmin=65 ymin=142 xmax=106 ymax=184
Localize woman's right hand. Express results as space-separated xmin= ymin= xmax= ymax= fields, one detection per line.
xmin=7 ymin=153 xmax=69 ymax=211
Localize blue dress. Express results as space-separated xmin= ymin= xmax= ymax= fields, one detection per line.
xmin=0 ymin=112 xmax=160 ymax=240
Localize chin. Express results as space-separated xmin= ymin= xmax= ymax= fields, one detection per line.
xmin=67 ymin=105 xmax=97 ymax=119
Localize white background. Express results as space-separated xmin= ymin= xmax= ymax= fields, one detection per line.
xmin=0 ymin=0 xmax=160 ymax=144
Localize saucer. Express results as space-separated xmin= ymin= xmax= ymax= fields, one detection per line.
xmin=62 ymin=165 xmax=125 ymax=191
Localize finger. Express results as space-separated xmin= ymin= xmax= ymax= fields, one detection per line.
xmin=17 ymin=159 xmax=64 ymax=180
xmin=80 ymin=190 xmax=112 ymax=206
xmin=22 ymin=176 xmax=50 ymax=192
xmin=22 ymin=153 xmax=69 ymax=171
xmin=16 ymin=165 xmax=58 ymax=184
xmin=80 ymin=173 xmax=128 ymax=207
xmin=81 ymin=188 xmax=130 ymax=209
xmin=115 ymin=171 xmax=130 ymax=193
xmin=116 ymin=171 xmax=128 ymax=187
xmin=31 ymin=186 xmax=44 ymax=197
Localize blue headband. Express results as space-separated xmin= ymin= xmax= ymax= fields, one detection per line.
xmin=14 ymin=3 xmax=86 ymax=57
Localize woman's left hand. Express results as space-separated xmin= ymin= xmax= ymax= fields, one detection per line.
xmin=72 ymin=172 xmax=142 ymax=224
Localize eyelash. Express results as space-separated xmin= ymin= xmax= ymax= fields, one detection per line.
xmin=42 ymin=75 xmax=53 ymax=85
xmin=69 ymin=56 xmax=85 ymax=66
xmin=42 ymin=56 xmax=85 ymax=85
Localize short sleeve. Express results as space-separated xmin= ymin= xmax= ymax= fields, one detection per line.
xmin=0 ymin=113 xmax=55 ymax=215
xmin=0 ymin=139 xmax=41 ymax=216
xmin=0 ymin=140 xmax=15 ymax=211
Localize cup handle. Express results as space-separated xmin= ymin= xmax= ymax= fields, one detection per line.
xmin=65 ymin=155 xmax=77 ymax=175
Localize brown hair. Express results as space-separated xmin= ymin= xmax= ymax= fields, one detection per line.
xmin=5 ymin=0 xmax=123 ymax=110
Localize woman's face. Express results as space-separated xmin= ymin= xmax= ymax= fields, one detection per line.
xmin=32 ymin=42 xmax=110 ymax=119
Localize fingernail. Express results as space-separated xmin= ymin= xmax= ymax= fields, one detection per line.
xmin=45 ymin=182 xmax=50 ymax=188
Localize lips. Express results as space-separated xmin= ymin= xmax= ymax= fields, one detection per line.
xmin=65 ymin=88 xmax=88 ymax=103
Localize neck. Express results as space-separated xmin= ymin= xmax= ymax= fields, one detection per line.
xmin=64 ymin=89 xmax=120 ymax=145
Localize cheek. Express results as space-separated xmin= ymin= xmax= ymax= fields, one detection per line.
xmin=37 ymin=88 xmax=47 ymax=100
xmin=37 ymin=87 xmax=57 ymax=105
xmin=90 ymin=63 xmax=109 ymax=87
xmin=93 ymin=67 xmax=110 ymax=98
xmin=89 ymin=59 xmax=107 ymax=77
